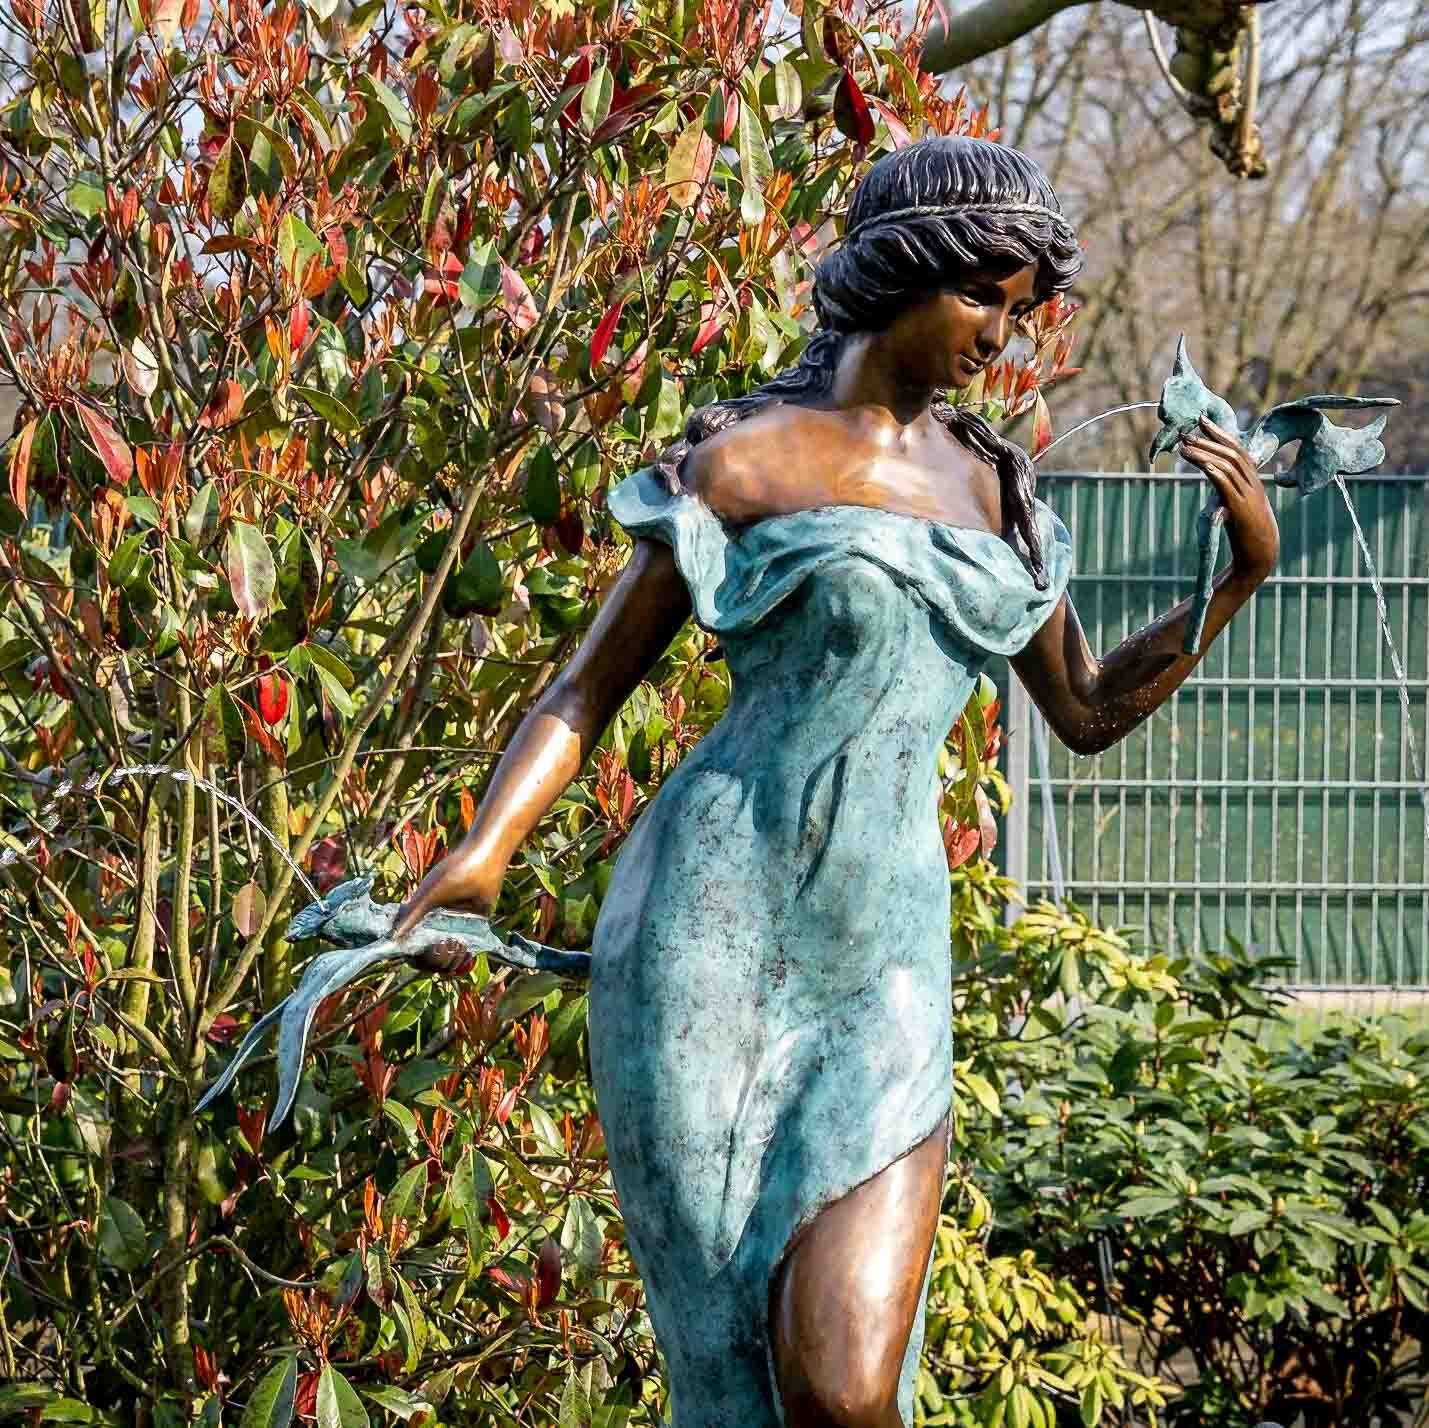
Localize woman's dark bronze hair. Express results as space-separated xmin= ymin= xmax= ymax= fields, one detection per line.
xmin=653 ymin=136 xmax=1082 ymax=589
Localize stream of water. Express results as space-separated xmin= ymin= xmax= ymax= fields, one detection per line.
xmin=1332 ymin=475 xmax=1429 ymax=846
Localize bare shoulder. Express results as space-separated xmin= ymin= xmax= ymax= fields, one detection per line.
xmin=681 ymin=403 xmax=821 ymax=521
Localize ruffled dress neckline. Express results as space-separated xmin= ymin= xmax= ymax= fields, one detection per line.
xmin=605 ymin=464 xmax=1073 ymax=656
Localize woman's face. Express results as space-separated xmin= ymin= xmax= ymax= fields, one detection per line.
xmin=883 ymin=261 xmax=1041 ymax=391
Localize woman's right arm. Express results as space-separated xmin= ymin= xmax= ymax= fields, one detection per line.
xmin=392 ymin=536 xmax=693 ymax=939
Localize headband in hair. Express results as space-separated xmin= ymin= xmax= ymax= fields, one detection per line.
xmin=846 ymin=200 xmax=1063 ymax=238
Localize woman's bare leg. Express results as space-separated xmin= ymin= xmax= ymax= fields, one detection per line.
xmin=769 ymin=1114 xmax=949 ymax=1428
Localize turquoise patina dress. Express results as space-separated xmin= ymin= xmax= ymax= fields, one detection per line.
xmin=588 ymin=465 xmax=1072 ymax=1427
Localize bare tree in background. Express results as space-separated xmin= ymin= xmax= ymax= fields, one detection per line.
xmin=954 ymin=0 xmax=1429 ymax=471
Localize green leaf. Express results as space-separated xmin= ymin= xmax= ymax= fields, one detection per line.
xmin=226 ymin=522 xmax=277 ymax=620
xmin=359 ymin=1385 xmax=434 ymax=1421
xmin=313 ymin=661 xmax=354 ymax=718
xmin=185 ymin=481 xmax=218 ymax=544
xmin=770 ymin=60 xmax=803 ymax=120
xmin=290 ymin=384 xmax=360 ymax=436
xmin=209 ymin=137 xmax=245 ymax=221
xmin=647 ymin=372 xmax=684 ymax=441
xmin=314 ymin=320 xmax=349 ymax=395
xmin=447 ymin=1147 xmax=494 ymax=1254
xmin=736 ymin=83 xmax=773 ymax=226
xmin=358 ymin=74 xmax=413 ymax=143
xmin=332 ymin=537 xmax=384 ymax=584
xmin=560 ymin=1197 xmax=603 ymax=1285
xmin=106 ymin=532 xmax=146 ymax=589
xmin=525 ymin=447 xmax=561 ymax=523
xmin=68 ymin=174 xmax=104 ymax=218
xmin=420 ymin=163 xmax=445 ymax=233
xmin=385 ymin=1162 xmax=427 ymax=1232
xmin=959 ymin=1070 xmax=1001 ymax=1117
xmin=276 ymin=213 xmax=324 ymax=285
xmin=316 ymin=1365 xmax=369 ymax=1428
xmin=305 ymin=641 xmax=355 ymax=689
xmin=239 ymin=1358 xmax=298 ymax=1428
xmin=200 ymin=683 xmax=247 ymax=766
xmin=126 ymin=493 xmax=161 ymax=527
xmin=559 ymin=1366 xmax=592 ymax=1428
xmin=36 ymin=1401 xmax=96 ymax=1423
xmin=235 ymin=116 xmax=299 ymax=184
xmin=98 ymin=1195 xmax=147 ymax=1271
xmin=458 ymin=240 xmax=502 ymax=308
xmin=1118 ymin=1194 xmax=1182 ymax=1218
xmin=1227 ymin=1208 xmax=1270 ymax=1236
xmin=580 ymin=63 xmax=614 ymax=133
xmin=441 ymin=540 xmax=504 ymax=617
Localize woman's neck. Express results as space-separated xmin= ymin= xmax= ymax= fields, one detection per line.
xmin=827 ymin=330 xmax=941 ymax=437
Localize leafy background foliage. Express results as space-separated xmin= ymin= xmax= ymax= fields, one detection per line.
xmin=0 ymin=0 xmax=1422 ymax=1424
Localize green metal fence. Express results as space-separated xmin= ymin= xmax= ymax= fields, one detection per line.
xmin=996 ymin=472 xmax=1428 ymax=987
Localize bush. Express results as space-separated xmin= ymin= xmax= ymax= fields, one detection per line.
xmin=0 ymin=1 xmax=1101 ymax=1424
xmin=951 ymin=872 xmax=1429 ymax=1428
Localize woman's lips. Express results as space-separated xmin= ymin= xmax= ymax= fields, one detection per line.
xmin=958 ymin=354 xmax=985 ymax=375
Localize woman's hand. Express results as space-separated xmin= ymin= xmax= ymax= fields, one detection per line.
xmin=393 ymin=846 xmax=507 ymax=974
xmin=1179 ymin=415 xmax=1280 ymax=584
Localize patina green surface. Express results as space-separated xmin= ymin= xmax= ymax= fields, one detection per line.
xmin=579 ymin=468 xmax=1070 ymax=1426
xmin=1149 ymin=336 xmax=1397 ymax=654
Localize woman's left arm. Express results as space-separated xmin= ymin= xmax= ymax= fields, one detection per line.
xmin=1009 ymin=415 xmax=1280 ymax=757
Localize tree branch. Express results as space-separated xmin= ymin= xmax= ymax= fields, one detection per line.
xmin=920 ymin=0 xmax=1090 ymax=74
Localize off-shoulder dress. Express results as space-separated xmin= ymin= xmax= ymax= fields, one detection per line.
xmin=587 ymin=465 xmax=1073 ymax=1427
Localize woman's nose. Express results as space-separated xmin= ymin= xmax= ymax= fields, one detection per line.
xmin=976 ymin=307 xmax=1008 ymax=356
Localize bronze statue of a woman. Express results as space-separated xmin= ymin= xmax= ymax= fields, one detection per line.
xmin=387 ymin=136 xmax=1279 ymax=1428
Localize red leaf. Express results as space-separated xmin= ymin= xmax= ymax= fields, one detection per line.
xmin=590 ymin=82 xmax=662 ymax=145
xmin=422 ymin=251 xmax=462 ymax=302
xmin=77 ymin=404 xmax=133 ymax=485
xmin=413 ymin=68 xmax=439 ymax=121
xmin=8 ymin=415 xmax=36 ymax=510
xmin=834 ymin=68 xmax=876 ymax=146
xmin=1030 ymin=391 xmax=1053 ymax=458
xmin=308 ymin=835 xmax=347 ymax=894
xmin=486 ymin=1195 xmax=510 ymax=1241
xmin=288 ymin=302 xmax=310 ymax=353
xmin=323 ymin=226 xmax=348 ymax=268
xmin=236 ymin=1100 xmax=268 ymax=1155
xmin=869 ymin=97 xmax=912 ymax=149
xmin=496 ymin=1085 xmax=519 ymax=1124
xmin=943 ymin=818 xmax=980 ymax=870
xmin=590 ymin=300 xmax=624 ymax=369
xmin=536 ymin=1235 xmax=561 ymax=1307
xmin=234 ymin=695 xmax=287 ymax=768
xmin=206 ymin=1013 xmax=241 ymax=1044
xmin=256 ymin=671 xmax=289 ymax=727
xmin=553 ymin=509 xmax=584 ymax=555
xmin=499 ymin=261 xmax=539 ymax=330
xmin=518 ymin=224 xmax=545 ymax=266
xmin=557 ymin=47 xmax=595 ymax=131
xmin=691 ymin=299 xmax=726 ymax=355
xmin=975 ymin=785 xmax=998 ymax=856
xmin=496 ymin=21 xmax=522 ymax=65
xmin=197 ymin=379 xmax=244 ymax=430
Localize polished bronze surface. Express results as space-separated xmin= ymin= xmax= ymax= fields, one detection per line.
xmin=770 ymin=1115 xmax=950 ymax=1428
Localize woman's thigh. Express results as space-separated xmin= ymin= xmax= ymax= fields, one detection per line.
xmin=769 ymin=1114 xmax=949 ymax=1428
